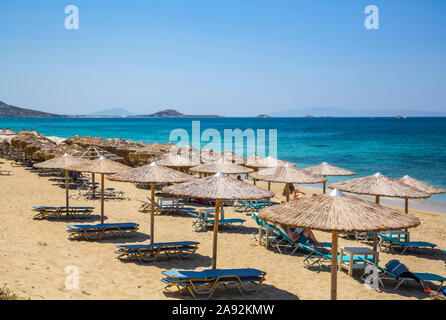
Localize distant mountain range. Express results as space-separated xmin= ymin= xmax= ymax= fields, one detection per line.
xmin=269 ymin=107 xmax=446 ymax=117
xmin=0 ymin=100 xmax=60 ymax=117
xmin=1 ymin=100 xmax=445 ymax=118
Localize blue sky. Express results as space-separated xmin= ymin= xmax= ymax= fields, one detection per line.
xmin=0 ymin=0 xmax=445 ymax=116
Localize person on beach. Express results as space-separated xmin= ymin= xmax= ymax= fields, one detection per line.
xmin=236 ymin=175 xmax=242 ymax=181
xmin=284 ymin=226 xmax=323 ymax=247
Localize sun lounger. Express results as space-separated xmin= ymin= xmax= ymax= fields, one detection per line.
xmin=266 ymin=223 xmax=331 ymax=255
xmin=233 ymin=199 xmax=272 ymax=213
xmin=32 ymin=206 xmax=94 ymax=219
xmin=161 ymin=268 xmax=266 ymax=298
xmin=115 ymin=241 xmax=199 ymax=262
xmin=299 ymin=243 xmax=372 ymax=270
xmin=377 ymin=233 xmax=437 ymax=254
xmin=67 ymin=222 xmax=139 ymax=240
xmin=0 ymin=170 xmax=12 ymax=176
xmin=187 ymin=212 xmax=245 ymax=231
xmin=251 ymin=213 xmax=281 ymax=246
xmin=359 ymin=257 xmax=445 ymax=292
xmin=137 ymin=199 xmax=195 ymax=214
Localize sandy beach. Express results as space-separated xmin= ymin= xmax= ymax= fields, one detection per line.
xmin=0 ymin=159 xmax=445 ymax=300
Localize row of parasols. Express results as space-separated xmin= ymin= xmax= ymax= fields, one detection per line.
xmin=33 ymin=152 xmax=445 ymax=300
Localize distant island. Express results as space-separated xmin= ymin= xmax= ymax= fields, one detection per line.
xmin=256 ymin=114 xmax=271 ymax=118
xmin=0 ymin=101 xmax=61 ymax=117
xmin=0 ymin=100 xmax=223 ymax=118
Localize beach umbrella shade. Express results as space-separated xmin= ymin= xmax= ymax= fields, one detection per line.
xmin=33 ymin=154 xmax=90 ymax=207
xmin=329 ymin=172 xmax=430 ymax=249
xmin=190 ymin=159 xmax=254 ymax=175
xmin=221 ymin=150 xmax=245 ymax=164
xmin=163 ymin=172 xmax=275 ymax=269
xmin=249 ymin=164 xmax=327 ymax=201
xmin=396 ymin=175 xmax=446 ymax=213
xmin=304 ymin=162 xmax=355 ymax=194
xmin=72 ymin=145 xmax=123 ymax=196
xmin=66 ymin=156 xmax=131 ymax=223
xmin=258 ymin=189 xmax=421 ymax=300
xmin=107 ymin=162 xmax=196 ymax=243
xmin=157 ymin=155 xmax=200 ymax=171
xmin=245 ymin=155 xmax=295 ymax=168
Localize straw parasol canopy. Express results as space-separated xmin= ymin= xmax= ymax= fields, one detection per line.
xmin=3 ymin=128 xmax=16 ymax=135
xmin=72 ymin=145 xmax=122 ymax=161
xmin=396 ymin=175 xmax=446 ymax=195
xmin=304 ymin=162 xmax=355 ymax=193
xmin=33 ymin=154 xmax=91 ymax=207
xmin=249 ymin=165 xmax=327 ymax=201
xmin=163 ymin=172 xmax=274 ymax=268
xmin=259 ymin=189 xmax=421 ymax=300
xmin=221 ymin=150 xmax=245 ymax=164
xmin=329 ymin=173 xmax=430 ymax=214
xmin=245 ymin=155 xmax=295 ymax=168
xmin=108 ymin=162 xmax=196 ymax=243
xmin=157 ymin=155 xmax=200 ymax=170
xmin=190 ymin=159 xmax=254 ymax=175
xmin=66 ymin=156 xmax=131 ymax=223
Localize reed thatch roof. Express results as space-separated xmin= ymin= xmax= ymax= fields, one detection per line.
xmin=107 ymin=162 xmax=196 ymax=184
xmin=328 ymin=173 xmax=430 ymax=199
xmin=3 ymin=128 xmax=16 ymax=135
xmin=221 ymin=150 xmax=245 ymax=164
xmin=162 ymin=172 xmax=275 ymax=200
xmin=33 ymin=153 xmax=90 ymax=170
xmin=396 ymin=175 xmax=446 ymax=195
xmin=66 ymin=156 xmax=131 ymax=174
xmin=249 ymin=165 xmax=327 ymax=184
xmin=190 ymin=159 xmax=254 ymax=174
xmin=258 ymin=189 xmax=421 ymax=232
xmin=245 ymin=155 xmax=295 ymax=168
xmin=71 ymin=145 xmax=122 ymax=161
xmin=157 ymin=155 xmax=200 ymax=168
xmin=304 ymin=162 xmax=355 ymax=177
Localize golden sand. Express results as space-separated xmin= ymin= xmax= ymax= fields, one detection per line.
xmin=0 ymin=160 xmax=445 ymax=300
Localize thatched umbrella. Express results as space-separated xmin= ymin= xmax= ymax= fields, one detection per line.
xmin=72 ymin=146 xmax=123 ymax=197
xmin=245 ymin=155 xmax=295 ymax=168
xmin=107 ymin=162 xmax=195 ymax=243
xmin=221 ymin=150 xmax=245 ymax=164
xmin=304 ymin=162 xmax=355 ymax=194
xmin=157 ymin=155 xmax=200 ymax=171
xmin=190 ymin=159 xmax=254 ymax=176
xmin=163 ymin=172 xmax=274 ymax=269
xmin=3 ymin=128 xmax=16 ymax=135
xmin=249 ymin=165 xmax=327 ymax=201
xmin=34 ymin=154 xmax=90 ymax=207
xmin=66 ymin=156 xmax=131 ymax=223
xmin=396 ymin=175 xmax=446 ymax=213
xmin=329 ymin=173 xmax=430 ymax=248
xmin=258 ymin=189 xmax=421 ymax=300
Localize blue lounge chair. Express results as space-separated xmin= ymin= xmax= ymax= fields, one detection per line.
xmin=138 ymin=199 xmax=196 ymax=214
xmin=359 ymin=257 xmax=445 ymax=292
xmin=187 ymin=212 xmax=245 ymax=231
xmin=67 ymin=222 xmax=139 ymax=240
xmin=377 ymin=233 xmax=437 ymax=254
xmin=32 ymin=206 xmax=95 ymax=219
xmin=115 ymin=241 xmax=199 ymax=262
xmin=233 ymin=199 xmax=272 ymax=213
xmin=265 ymin=223 xmax=331 ymax=255
xmin=161 ymin=268 xmax=266 ymax=298
xmin=299 ymin=243 xmax=373 ymax=270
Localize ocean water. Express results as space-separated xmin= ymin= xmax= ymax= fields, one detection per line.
xmin=1 ymin=117 xmax=445 ymax=205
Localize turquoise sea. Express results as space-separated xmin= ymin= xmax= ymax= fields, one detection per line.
xmin=1 ymin=117 xmax=446 ymax=206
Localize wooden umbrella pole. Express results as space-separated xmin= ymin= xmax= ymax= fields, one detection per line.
xmin=212 ymin=199 xmax=220 ymax=269
xmin=405 ymin=197 xmax=408 ymax=213
xmin=253 ymin=179 xmax=256 ymax=186
xmin=286 ymin=183 xmax=290 ymax=202
xmin=323 ymin=179 xmax=326 ymax=194
xmin=150 ymin=182 xmax=155 ymax=244
xmin=268 ymin=181 xmax=271 ymax=190
xmin=101 ymin=173 xmax=104 ymax=224
xmin=92 ymin=173 xmax=95 ymax=197
xmin=65 ymin=169 xmax=69 ymax=207
xmin=372 ymin=195 xmax=380 ymax=254
xmin=331 ymin=231 xmax=338 ymax=300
